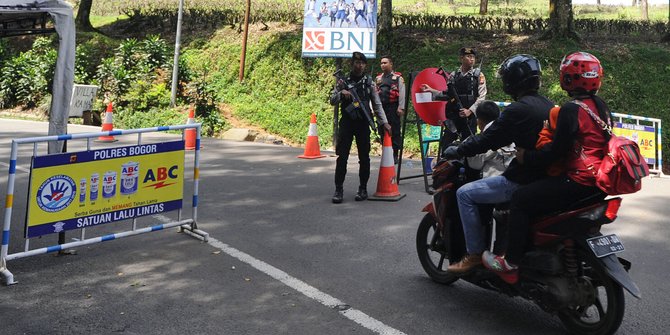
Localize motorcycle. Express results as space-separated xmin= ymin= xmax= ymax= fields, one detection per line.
xmin=416 ymin=157 xmax=641 ymax=335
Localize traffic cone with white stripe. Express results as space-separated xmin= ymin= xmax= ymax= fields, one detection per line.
xmin=185 ymin=108 xmax=196 ymax=150
xmin=368 ymin=131 xmax=406 ymax=201
xmin=96 ymin=102 xmax=117 ymax=142
xmin=298 ymin=113 xmax=326 ymax=159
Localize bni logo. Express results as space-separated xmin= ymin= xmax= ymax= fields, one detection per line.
xmin=36 ymin=175 xmax=76 ymax=212
xmin=303 ymin=31 xmax=325 ymax=51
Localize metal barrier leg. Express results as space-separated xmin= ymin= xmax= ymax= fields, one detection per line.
xmin=1 ymin=267 xmax=16 ymax=285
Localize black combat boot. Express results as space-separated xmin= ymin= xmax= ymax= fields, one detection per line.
xmin=332 ymin=187 xmax=343 ymax=204
xmin=354 ymin=186 xmax=368 ymax=201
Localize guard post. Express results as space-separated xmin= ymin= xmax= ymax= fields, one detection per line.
xmin=1 ymin=124 xmax=206 ymax=285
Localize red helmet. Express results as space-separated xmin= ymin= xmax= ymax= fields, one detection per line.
xmin=559 ymin=52 xmax=603 ymax=94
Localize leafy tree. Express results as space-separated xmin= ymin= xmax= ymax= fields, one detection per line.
xmin=75 ymin=0 xmax=94 ymax=32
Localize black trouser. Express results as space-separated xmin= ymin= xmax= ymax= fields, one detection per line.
xmin=505 ymin=176 xmax=604 ymax=264
xmin=335 ymin=116 xmax=371 ymax=189
xmin=379 ymin=102 xmax=402 ymax=159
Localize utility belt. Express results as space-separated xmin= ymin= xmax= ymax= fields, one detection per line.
xmin=344 ymin=101 xmax=367 ymax=121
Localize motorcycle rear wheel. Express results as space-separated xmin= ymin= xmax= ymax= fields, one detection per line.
xmin=416 ymin=213 xmax=459 ymax=285
xmin=558 ymin=249 xmax=625 ymax=335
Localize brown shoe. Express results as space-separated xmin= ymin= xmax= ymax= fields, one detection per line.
xmin=447 ymin=254 xmax=482 ymax=274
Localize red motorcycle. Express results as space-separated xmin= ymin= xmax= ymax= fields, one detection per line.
xmin=416 ymin=158 xmax=641 ymax=335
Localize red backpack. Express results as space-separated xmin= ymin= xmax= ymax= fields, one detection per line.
xmin=574 ymin=100 xmax=650 ymax=195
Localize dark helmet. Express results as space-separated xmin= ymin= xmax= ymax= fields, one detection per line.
xmin=497 ymin=54 xmax=542 ymax=97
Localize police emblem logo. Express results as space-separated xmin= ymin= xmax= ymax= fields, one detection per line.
xmin=353 ymin=101 xmax=360 ymax=107
xmin=37 ymin=175 xmax=76 ymax=213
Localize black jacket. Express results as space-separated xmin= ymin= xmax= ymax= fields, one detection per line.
xmin=456 ymin=93 xmax=554 ymax=184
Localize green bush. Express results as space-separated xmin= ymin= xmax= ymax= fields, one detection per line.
xmin=0 ymin=37 xmax=57 ymax=108
xmin=116 ymin=106 xmax=186 ymax=130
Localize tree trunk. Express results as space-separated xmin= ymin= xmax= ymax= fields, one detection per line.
xmin=75 ymin=0 xmax=95 ymax=32
xmin=480 ymin=0 xmax=489 ymax=15
xmin=379 ymin=0 xmax=392 ymax=35
xmin=542 ymin=0 xmax=579 ymax=40
xmin=631 ymin=0 xmax=637 ymax=6
xmin=597 ymin=0 xmax=601 ymax=5
xmin=641 ymin=0 xmax=649 ymax=21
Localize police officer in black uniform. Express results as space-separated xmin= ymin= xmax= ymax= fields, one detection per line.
xmin=330 ymin=52 xmax=391 ymax=204
xmin=375 ymin=55 xmax=406 ymax=164
xmin=422 ymin=47 xmax=487 ymax=141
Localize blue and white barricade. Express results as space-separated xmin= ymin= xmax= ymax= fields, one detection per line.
xmin=611 ymin=113 xmax=664 ymax=176
xmin=1 ymin=124 xmax=206 ymax=285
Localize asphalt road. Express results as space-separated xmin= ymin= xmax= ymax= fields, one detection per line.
xmin=0 ymin=119 xmax=668 ymax=335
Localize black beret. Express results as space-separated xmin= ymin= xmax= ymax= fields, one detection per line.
xmin=352 ymin=51 xmax=367 ymax=63
xmin=459 ymin=47 xmax=477 ymax=56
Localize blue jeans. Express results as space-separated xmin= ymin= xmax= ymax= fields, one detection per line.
xmin=456 ymin=175 xmax=519 ymax=255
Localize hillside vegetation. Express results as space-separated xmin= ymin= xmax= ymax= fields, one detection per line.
xmin=1 ymin=0 xmax=669 ymax=170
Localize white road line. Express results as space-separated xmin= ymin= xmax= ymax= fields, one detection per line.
xmin=153 ymin=214 xmax=407 ymax=335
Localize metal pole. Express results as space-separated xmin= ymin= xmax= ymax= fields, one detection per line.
xmin=170 ymin=0 xmax=185 ymax=107
xmin=239 ymin=0 xmax=251 ymax=81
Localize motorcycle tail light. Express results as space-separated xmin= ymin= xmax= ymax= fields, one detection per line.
xmin=604 ymin=197 xmax=622 ymax=221
xmin=576 ymin=204 xmax=606 ymax=221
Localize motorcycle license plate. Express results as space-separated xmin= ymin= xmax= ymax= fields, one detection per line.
xmin=587 ymin=234 xmax=625 ymax=258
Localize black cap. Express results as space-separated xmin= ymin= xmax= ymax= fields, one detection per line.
xmin=352 ymin=51 xmax=367 ymax=63
xmin=459 ymin=47 xmax=477 ymax=56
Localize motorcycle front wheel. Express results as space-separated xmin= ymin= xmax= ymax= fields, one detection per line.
xmin=558 ymin=249 xmax=625 ymax=335
xmin=416 ymin=213 xmax=459 ymax=285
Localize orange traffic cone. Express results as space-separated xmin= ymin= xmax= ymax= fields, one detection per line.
xmin=96 ymin=102 xmax=118 ymax=142
xmin=185 ymin=108 xmax=196 ymax=150
xmin=298 ymin=113 xmax=326 ymax=159
xmin=368 ymin=131 xmax=406 ymax=201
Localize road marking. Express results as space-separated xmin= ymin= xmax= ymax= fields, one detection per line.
xmin=153 ymin=214 xmax=407 ymax=335
xmin=207 ymin=237 xmax=408 ymax=335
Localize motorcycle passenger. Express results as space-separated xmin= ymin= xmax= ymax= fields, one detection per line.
xmin=482 ymin=52 xmax=611 ymax=283
xmin=466 ymin=100 xmax=516 ymax=179
xmin=441 ymin=54 xmax=554 ymax=274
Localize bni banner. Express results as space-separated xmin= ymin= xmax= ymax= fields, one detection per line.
xmin=26 ymin=141 xmax=185 ymax=238
xmin=301 ymin=0 xmax=377 ymax=58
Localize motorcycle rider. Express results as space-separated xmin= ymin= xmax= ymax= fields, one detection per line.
xmin=441 ymin=54 xmax=554 ymax=274
xmin=482 ymin=52 xmax=612 ymax=282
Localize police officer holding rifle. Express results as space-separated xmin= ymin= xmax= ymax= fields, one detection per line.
xmin=421 ymin=47 xmax=487 ymax=142
xmin=330 ymin=51 xmax=391 ymax=204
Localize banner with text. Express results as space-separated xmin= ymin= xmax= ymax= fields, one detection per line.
xmin=612 ymin=122 xmax=656 ymax=165
xmin=301 ymin=0 xmax=377 ymax=58
xmin=26 ymin=141 xmax=185 ymax=237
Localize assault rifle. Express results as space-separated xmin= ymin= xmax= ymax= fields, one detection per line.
xmin=333 ymin=69 xmax=379 ymax=138
xmin=435 ymin=67 xmax=475 ymax=138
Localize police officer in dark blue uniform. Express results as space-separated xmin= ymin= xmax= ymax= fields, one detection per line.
xmin=330 ymin=52 xmax=391 ymax=204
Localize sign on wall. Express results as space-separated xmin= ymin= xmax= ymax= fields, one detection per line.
xmin=301 ymin=0 xmax=377 ymax=58
xmin=26 ymin=141 xmax=185 ymax=237
xmin=68 ymin=84 xmax=98 ymax=118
